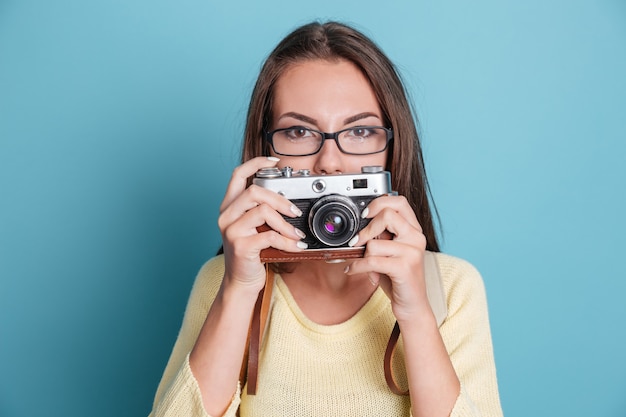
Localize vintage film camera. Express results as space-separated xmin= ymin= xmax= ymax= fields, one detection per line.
xmin=253 ymin=166 xmax=394 ymax=260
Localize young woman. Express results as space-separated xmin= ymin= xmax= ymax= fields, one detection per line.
xmin=149 ymin=21 xmax=502 ymax=417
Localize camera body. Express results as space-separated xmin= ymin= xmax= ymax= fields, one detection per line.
xmin=253 ymin=166 xmax=393 ymax=250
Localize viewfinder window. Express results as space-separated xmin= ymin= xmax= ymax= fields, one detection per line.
xmin=353 ymin=179 xmax=368 ymax=189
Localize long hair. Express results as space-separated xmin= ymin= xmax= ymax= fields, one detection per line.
xmin=241 ymin=21 xmax=441 ymax=251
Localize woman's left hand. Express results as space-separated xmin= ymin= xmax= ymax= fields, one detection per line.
xmin=345 ymin=195 xmax=431 ymax=323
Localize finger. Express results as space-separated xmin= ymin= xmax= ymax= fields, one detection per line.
xmin=363 ymin=238 xmax=420 ymax=258
xmin=347 ymin=242 xmax=416 ymax=276
xmin=224 ymin=202 xmax=306 ymax=243
xmin=218 ymin=184 xmax=303 ymax=233
xmin=227 ymin=224 xmax=308 ymax=260
xmin=348 ymin=252 xmax=425 ymax=298
xmin=220 ymin=156 xmax=280 ymax=212
xmin=350 ymin=208 xmax=425 ymax=248
xmin=363 ymin=195 xmax=422 ymax=232
xmin=231 ymin=228 xmax=308 ymax=255
xmin=347 ymin=238 xmax=425 ymax=276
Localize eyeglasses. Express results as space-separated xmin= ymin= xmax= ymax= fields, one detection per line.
xmin=264 ymin=126 xmax=393 ymax=156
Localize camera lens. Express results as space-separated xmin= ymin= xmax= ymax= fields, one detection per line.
xmin=323 ymin=214 xmax=345 ymax=235
xmin=309 ymin=195 xmax=359 ymax=247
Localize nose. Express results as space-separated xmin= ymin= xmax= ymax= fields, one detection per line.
xmin=313 ymin=138 xmax=344 ymax=175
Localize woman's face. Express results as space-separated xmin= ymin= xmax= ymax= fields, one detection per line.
xmin=269 ymin=59 xmax=388 ymax=174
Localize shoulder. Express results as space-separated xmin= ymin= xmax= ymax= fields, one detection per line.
xmin=196 ymin=254 xmax=226 ymax=283
xmin=432 ymin=252 xmax=482 ymax=282
xmin=186 ymin=255 xmax=225 ymax=313
xmin=431 ymin=252 xmax=488 ymax=316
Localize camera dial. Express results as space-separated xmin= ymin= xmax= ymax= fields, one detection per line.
xmin=312 ymin=180 xmax=326 ymax=193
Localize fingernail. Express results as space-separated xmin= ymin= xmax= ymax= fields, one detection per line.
xmin=294 ymin=227 xmax=306 ymax=239
xmin=267 ymin=156 xmax=280 ymax=162
xmin=360 ymin=207 xmax=369 ymax=219
xmin=343 ymin=265 xmax=350 ymax=274
xmin=348 ymin=235 xmax=359 ymax=247
xmin=296 ymin=241 xmax=308 ymax=249
xmin=290 ymin=205 xmax=303 ymax=217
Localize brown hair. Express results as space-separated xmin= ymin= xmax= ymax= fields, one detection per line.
xmin=241 ymin=21 xmax=441 ymax=251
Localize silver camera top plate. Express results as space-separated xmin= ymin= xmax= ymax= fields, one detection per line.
xmin=253 ymin=166 xmax=392 ymax=199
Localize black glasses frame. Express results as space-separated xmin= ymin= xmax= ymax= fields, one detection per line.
xmin=264 ymin=126 xmax=394 ymax=156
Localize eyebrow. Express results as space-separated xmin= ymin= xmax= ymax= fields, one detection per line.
xmin=277 ymin=112 xmax=317 ymax=125
xmin=277 ymin=112 xmax=381 ymax=127
xmin=344 ymin=112 xmax=381 ymax=125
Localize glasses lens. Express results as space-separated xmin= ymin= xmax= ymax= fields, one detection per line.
xmin=271 ymin=128 xmax=321 ymax=156
xmin=338 ymin=127 xmax=389 ymax=155
xmin=268 ymin=126 xmax=390 ymax=156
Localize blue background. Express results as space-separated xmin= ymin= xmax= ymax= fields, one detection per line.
xmin=1 ymin=1 xmax=625 ymax=416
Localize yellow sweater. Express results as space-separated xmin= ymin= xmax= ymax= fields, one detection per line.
xmin=149 ymin=253 xmax=502 ymax=416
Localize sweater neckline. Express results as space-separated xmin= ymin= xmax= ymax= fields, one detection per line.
xmin=274 ymin=274 xmax=390 ymax=336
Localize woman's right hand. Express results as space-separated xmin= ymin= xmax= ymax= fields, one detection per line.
xmin=190 ymin=156 xmax=306 ymax=416
xmin=217 ymin=156 xmax=307 ymax=294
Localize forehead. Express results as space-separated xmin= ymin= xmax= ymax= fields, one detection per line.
xmin=275 ymin=59 xmax=373 ymax=95
xmin=271 ymin=59 xmax=382 ymax=125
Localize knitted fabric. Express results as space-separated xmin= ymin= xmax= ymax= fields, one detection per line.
xmin=149 ymin=253 xmax=502 ymax=417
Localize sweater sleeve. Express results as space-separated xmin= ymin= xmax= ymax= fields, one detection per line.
xmin=148 ymin=255 xmax=242 ymax=417
xmin=436 ymin=253 xmax=503 ymax=417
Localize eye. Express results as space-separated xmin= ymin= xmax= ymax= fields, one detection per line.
xmin=345 ymin=127 xmax=374 ymax=139
xmin=283 ymin=127 xmax=314 ymax=140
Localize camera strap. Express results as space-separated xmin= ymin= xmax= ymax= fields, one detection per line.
xmin=241 ymin=251 xmax=447 ymax=396
xmin=240 ymin=263 xmax=275 ymax=396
